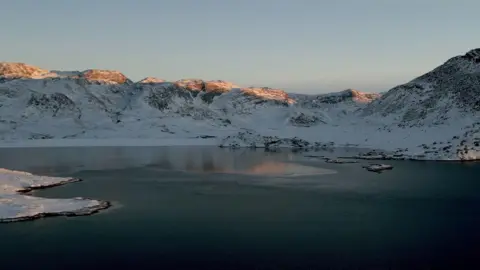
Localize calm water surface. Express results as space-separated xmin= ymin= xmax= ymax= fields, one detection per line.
xmin=0 ymin=146 xmax=479 ymax=269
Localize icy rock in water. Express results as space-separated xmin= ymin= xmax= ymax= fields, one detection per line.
xmin=354 ymin=151 xmax=388 ymax=160
xmin=325 ymin=158 xmax=358 ymax=164
xmin=363 ymin=164 xmax=393 ymax=173
xmin=0 ymin=168 xmax=109 ymax=223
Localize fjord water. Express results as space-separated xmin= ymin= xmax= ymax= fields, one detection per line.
xmin=0 ymin=146 xmax=479 ymax=269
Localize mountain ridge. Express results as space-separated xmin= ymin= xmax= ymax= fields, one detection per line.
xmin=1 ymin=48 xmax=479 ymax=160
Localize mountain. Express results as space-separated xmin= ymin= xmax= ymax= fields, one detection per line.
xmin=0 ymin=49 xmax=479 ymax=161
xmin=138 ymin=77 xmax=165 ymax=84
xmin=362 ymin=49 xmax=480 ymax=124
xmin=0 ymin=62 xmax=57 ymax=80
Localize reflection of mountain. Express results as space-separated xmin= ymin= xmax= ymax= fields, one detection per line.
xmin=146 ymin=147 xmax=286 ymax=173
xmin=245 ymin=161 xmax=289 ymax=175
xmin=0 ymin=146 xmax=339 ymax=177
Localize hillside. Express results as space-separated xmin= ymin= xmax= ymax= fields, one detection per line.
xmin=0 ymin=49 xmax=479 ymax=160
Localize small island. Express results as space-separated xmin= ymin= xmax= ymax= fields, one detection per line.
xmin=363 ymin=164 xmax=394 ymax=173
xmin=0 ymin=168 xmax=110 ymax=223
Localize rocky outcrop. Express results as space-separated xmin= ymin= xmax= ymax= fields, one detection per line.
xmin=80 ymin=69 xmax=131 ymax=84
xmin=241 ymin=87 xmax=295 ymax=104
xmin=172 ymin=79 xmax=241 ymax=103
xmin=219 ymin=130 xmax=314 ymax=149
xmin=205 ymin=80 xmax=239 ymax=93
xmin=174 ymin=79 xmax=239 ymax=93
xmin=144 ymin=83 xmax=194 ymax=111
xmin=26 ymin=92 xmax=81 ymax=118
xmin=316 ymin=89 xmax=380 ymax=104
xmin=294 ymin=89 xmax=380 ymax=106
xmin=289 ymin=111 xmax=325 ymax=127
xmin=0 ymin=62 xmax=57 ymax=80
xmin=174 ymin=79 xmax=205 ymax=91
xmin=347 ymin=89 xmax=381 ymax=103
xmin=138 ymin=77 xmax=165 ymax=84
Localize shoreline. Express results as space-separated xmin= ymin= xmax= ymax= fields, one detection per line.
xmin=0 ymin=200 xmax=111 ymax=223
xmin=0 ymin=170 xmax=112 ymax=224
xmin=0 ymin=138 xmax=217 ymax=148
xmin=0 ymin=137 xmax=478 ymax=162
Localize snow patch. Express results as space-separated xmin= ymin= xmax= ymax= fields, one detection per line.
xmin=0 ymin=168 xmax=109 ymax=223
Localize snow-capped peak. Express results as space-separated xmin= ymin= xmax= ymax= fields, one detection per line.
xmin=1 ymin=48 xmax=479 ymax=161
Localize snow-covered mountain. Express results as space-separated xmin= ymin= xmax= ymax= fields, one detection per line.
xmin=0 ymin=49 xmax=479 ymax=160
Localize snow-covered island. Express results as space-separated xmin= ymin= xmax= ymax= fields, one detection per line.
xmin=0 ymin=48 xmax=479 ymax=161
xmin=362 ymin=164 xmax=394 ymax=173
xmin=0 ymin=168 xmax=110 ymax=223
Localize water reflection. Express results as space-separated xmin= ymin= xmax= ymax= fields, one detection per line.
xmin=182 ymin=160 xmax=336 ymax=176
xmin=0 ymin=147 xmax=338 ymax=177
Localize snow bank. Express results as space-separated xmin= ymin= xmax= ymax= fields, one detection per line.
xmin=0 ymin=168 xmax=109 ymax=223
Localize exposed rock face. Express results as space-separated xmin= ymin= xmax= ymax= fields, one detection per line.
xmin=289 ymin=112 xmax=324 ymax=127
xmin=26 ymin=92 xmax=80 ymax=118
xmin=172 ymin=79 xmax=241 ymax=103
xmin=138 ymin=77 xmax=165 ymax=84
xmin=313 ymin=89 xmax=380 ymax=104
xmin=174 ymin=79 xmax=205 ymax=91
xmin=347 ymin=89 xmax=381 ymax=103
xmin=463 ymin=48 xmax=480 ymax=63
xmin=144 ymin=83 xmax=194 ymax=111
xmin=80 ymin=69 xmax=131 ymax=84
xmin=174 ymin=79 xmax=239 ymax=93
xmin=205 ymin=80 xmax=239 ymax=93
xmin=241 ymin=87 xmax=295 ymax=104
xmin=293 ymin=89 xmax=380 ymax=108
xmin=330 ymin=89 xmax=376 ymax=104
xmin=0 ymin=62 xmax=57 ymax=80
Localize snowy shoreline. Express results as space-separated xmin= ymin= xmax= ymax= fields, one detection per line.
xmin=0 ymin=169 xmax=110 ymax=223
xmin=0 ymin=135 xmax=478 ymax=161
xmin=0 ymin=138 xmax=217 ymax=148
xmin=0 ymin=199 xmax=111 ymax=223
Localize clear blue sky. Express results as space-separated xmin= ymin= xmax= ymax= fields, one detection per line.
xmin=1 ymin=0 xmax=479 ymax=93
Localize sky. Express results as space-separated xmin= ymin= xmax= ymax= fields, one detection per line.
xmin=1 ymin=0 xmax=479 ymax=93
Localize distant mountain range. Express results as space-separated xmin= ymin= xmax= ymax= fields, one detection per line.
xmin=1 ymin=48 xmax=479 ymax=160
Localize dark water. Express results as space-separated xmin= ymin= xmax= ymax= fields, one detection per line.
xmin=1 ymin=147 xmax=479 ymax=269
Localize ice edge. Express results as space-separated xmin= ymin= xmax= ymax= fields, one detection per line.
xmin=0 ymin=176 xmax=111 ymax=223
